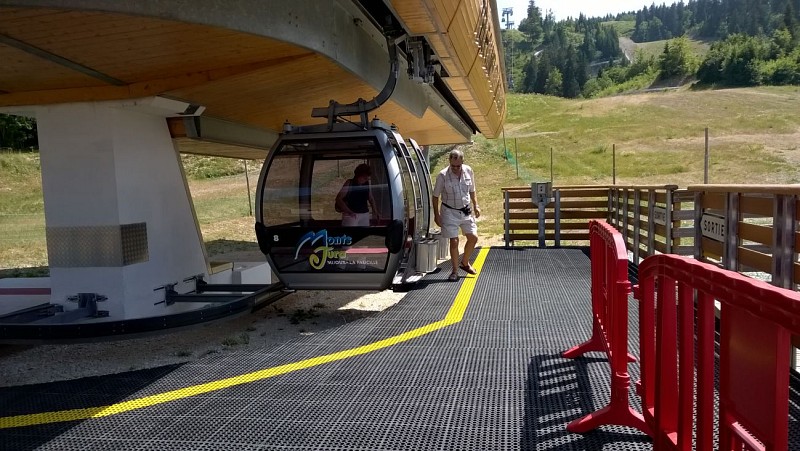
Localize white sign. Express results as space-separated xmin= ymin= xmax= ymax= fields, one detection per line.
xmin=652 ymin=207 xmax=666 ymax=225
xmin=701 ymin=213 xmax=726 ymax=241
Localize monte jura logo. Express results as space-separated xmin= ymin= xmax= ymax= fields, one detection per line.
xmin=294 ymin=230 xmax=352 ymax=269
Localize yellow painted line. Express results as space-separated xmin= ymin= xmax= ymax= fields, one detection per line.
xmin=1 ymin=247 xmax=491 ymax=429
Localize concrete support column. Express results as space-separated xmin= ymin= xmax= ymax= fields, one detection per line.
xmin=36 ymin=99 xmax=207 ymax=320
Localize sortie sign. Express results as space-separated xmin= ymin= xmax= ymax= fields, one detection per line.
xmin=701 ymin=214 xmax=725 ymax=241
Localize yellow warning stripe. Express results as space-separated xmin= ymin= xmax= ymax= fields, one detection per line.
xmin=1 ymin=247 xmax=490 ymax=429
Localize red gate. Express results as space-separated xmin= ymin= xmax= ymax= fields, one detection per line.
xmin=635 ymin=254 xmax=800 ymax=450
xmin=562 ymin=219 xmax=650 ymax=435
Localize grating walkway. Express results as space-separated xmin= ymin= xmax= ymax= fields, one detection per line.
xmin=2 ymin=247 xmax=660 ymax=450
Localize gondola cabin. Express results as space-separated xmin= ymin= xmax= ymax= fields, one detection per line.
xmin=255 ymin=119 xmax=434 ymax=290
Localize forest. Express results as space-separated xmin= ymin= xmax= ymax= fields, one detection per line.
xmin=506 ymin=0 xmax=800 ymax=97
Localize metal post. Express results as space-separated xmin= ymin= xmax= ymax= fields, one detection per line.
xmin=550 ymin=147 xmax=554 ymax=183
xmin=723 ymin=192 xmax=740 ymax=271
xmin=504 ymin=190 xmax=510 ymax=248
xmin=612 ymin=143 xmax=616 ymax=185
xmin=773 ymin=194 xmax=796 ymax=289
xmin=502 ymin=126 xmax=508 ymax=160
xmin=510 ymin=29 xmax=514 ymax=90
xmin=665 ymin=189 xmax=673 ymax=254
xmin=244 ymin=159 xmax=253 ymax=217
xmin=554 ymin=189 xmax=561 ymax=247
xmin=693 ymin=191 xmax=703 ymax=260
xmin=704 ymin=128 xmax=709 ymax=184
xmin=647 ymin=190 xmax=656 ymax=256
xmin=538 ymin=198 xmax=546 ymax=248
xmin=515 ymin=138 xmax=519 ymax=178
xmin=633 ymin=190 xmax=641 ymax=262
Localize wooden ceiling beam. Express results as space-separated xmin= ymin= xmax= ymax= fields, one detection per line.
xmin=0 ymin=53 xmax=315 ymax=107
xmin=0 ymin=32 xmax=125 ymax=86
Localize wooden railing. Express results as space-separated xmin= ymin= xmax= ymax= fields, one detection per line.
xmin=502 ymin=183 xmax=799 ymax=290
xmin=502 ymin=185 xmax=608 ymax=247
xmin=688 ymin=185 xmax=800 ymax=290
xmin=608 ymin=185 xmax=694 ymax=261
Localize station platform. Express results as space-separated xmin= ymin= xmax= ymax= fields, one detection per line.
xmin=0 ymin=247 xmax=793 ymax=450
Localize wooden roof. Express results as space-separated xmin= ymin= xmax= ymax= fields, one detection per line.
xmin=0 ymin=2 xmax=506 ymax=158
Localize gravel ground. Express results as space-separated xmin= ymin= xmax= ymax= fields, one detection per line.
xmin=0 ymin=236 xmax=503 ymax=387
xmin=0 ymin=288 xmax=405 ymax=387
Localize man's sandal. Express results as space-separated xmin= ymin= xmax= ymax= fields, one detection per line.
xmin=448 ymin=273 xmax=459 ymax=281
xmin=459 ymin=264 xmax=477 ymax=275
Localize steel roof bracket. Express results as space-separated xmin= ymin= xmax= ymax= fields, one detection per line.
xmin=311 ymin=34 xmax=404 ymax=130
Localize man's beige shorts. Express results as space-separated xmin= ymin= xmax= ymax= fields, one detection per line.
xmin=440 ymin=207 xmax=477 ymax=239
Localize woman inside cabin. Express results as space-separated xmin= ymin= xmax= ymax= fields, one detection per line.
xmin=336 ymin=163 xmax=379 ymax=226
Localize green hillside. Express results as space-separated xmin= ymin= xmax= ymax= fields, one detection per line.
xmin=3 ymin=86 xmax=800 ymax=271
xmin=634 ymin=36 xmax=713 ymax=60
xmin=434 ymin=86 xmax=800 ymax=239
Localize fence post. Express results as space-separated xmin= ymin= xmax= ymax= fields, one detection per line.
xmin=723 ymin=192 xmax=740 ymax=271
xmin=622 ymin=189 xmax=629 ymax=247
xmin=633 ymin=189 xmax=641 ymax=262
xmin=554 ymin=189 xmax=561 ymax=247
xmin=704 ymin=127 xmax=709 ymax=184
xmin=647 ymin=190 xmax=656 ymax=257
xmin=694 ymin=191 xmax=703 ymax=261
xmin=537 ymin=194 xmax=546 ymax=248
xmin=665 ymin=188 xmax=673 ymax=254
xmin=773 ymin=194 xmax=796 ymax=289
xmin=504 ymin=190 xmax=510 ymax=248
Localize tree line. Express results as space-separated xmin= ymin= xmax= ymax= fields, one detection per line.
xmin=630 ymin=0 xmax=799 ymax=42
xmin=0 ymin=114 xmax=37 ymax=150
xmin=504 ymin=0 xmax=800 ymax=98
xmin=507 ymin=2 xmax=623 ymax=98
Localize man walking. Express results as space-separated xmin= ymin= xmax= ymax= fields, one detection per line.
xmin=432 ymin=149 xmax=481 ymax=281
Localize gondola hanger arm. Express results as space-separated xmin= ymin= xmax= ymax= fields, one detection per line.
xmin=311 ymin=34 xmax=405 ymax=129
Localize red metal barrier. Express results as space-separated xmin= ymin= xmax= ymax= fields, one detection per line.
xmin=635 ymin=254 xmax=800 ymax=450
xmin=562 ymin=220 xmax=650 ymax=435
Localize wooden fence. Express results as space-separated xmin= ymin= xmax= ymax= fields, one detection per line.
xmin=688 ymin=185 xmax=800 ymax=291
xmin=502 ymin=185 xmax=608 ymax=246
xmin=502 ymin=184 xmax=799 ymax=291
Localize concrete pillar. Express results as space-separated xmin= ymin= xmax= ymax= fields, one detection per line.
xmin=35 ymin=99 xmax=208 ymax=320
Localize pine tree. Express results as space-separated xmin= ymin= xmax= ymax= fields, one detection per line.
xmin=522 ymin=57 xmax=538 ymax=93
xmin=533 ymin=54 xmax=551 ymax=94
xmin=518 ymin=1 xmax=544 ymax=45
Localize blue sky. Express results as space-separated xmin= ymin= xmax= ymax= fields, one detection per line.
xmin=497 ymin=0 xmax=679 ymax=24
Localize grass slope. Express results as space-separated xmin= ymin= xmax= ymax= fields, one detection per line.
xmin=432 ymin=86 xmax=800 ymax=238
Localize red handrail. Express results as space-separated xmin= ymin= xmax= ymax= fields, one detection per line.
xmin=562 ymin=220 xmax=650 ymax=435
xmin=635 ymin=254 xmax=800 ymax=450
